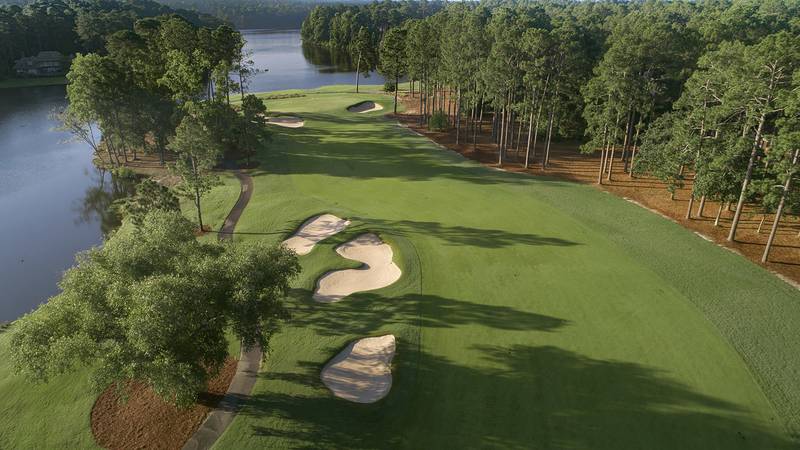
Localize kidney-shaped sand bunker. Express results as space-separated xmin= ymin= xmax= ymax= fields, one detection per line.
xmin=282 ymin=214 xmax=350 ymax=256
xmin=321 ymin=334 xmax=396 ymax=403
xmin=313 ymin=233 xmax=401 ymax=302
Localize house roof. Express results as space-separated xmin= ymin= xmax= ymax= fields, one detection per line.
xmin=13 ymin=51 xmax=68 ymax=70
xmin=36 ymin=51 xmax=66 ymax=62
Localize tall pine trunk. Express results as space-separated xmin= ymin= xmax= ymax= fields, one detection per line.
xmin=455 ymin=87 xmax=461 ymax=145
xmin=729 ymin=72 xmax=776 ymax=241
xmin=393 ymin=75 xmax=399 ymax=114
xmin=763 ymin=149 xmax=800 ymax=262
xmin=355 ymin=53 xmax=361 ymax=93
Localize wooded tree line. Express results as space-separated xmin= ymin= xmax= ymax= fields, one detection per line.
xmin=0 ymin=0 xmax=221 ymax=78
xmin=302 ymin=0 xmax=444 ymax=92
xmin=307 ymin=0 xmax=800 ymax=262
xmin=156 ymin=0 xmax=363 ymax=30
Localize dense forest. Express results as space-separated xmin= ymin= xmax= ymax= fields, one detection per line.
xmin=156 ymin=0 xmax=369 ymax=30
xmin=0 ymin=0 xmax=221 ymax=78
xmin=303 ymin=0 xmax=800 ymax=261
xmin=301 ymin=0 xmax=443 ymax=47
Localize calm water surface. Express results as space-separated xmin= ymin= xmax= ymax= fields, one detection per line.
xmin=0 ymin=30 xmax=379 ymax=322
xmin=243 ymin=29 xmax=384 ymax=92
xmin=0 ymin=86 xmax=131 ymax=321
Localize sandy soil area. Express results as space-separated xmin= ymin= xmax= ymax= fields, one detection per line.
xmin=347 ymin=101 xmax=384 ymax=113
xmin=313 ymin=233 xmax=402 ymax=302
xmin=321 ymin=335 xmax=396 ymax=403
xmin=266 ymin=116 xmax=305 ymax=128
xmin=282 ymin=214 xmax=350 ymax=256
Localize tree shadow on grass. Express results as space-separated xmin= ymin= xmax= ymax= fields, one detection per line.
xmin=251 ymin=117 xmax=573 ymax=187
xmin=225 ymin=217 xmax=578 ymax=249
xmin=347 ymin=218 xmax=579 ymax=249
xmin=285 ymin=291 xmax=569 ymax=338
xmin=242 ymin=343 xmax=793 ymax=450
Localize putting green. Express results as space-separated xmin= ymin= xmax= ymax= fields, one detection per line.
xmin=207 ymin=87 xmax=799 ymax=449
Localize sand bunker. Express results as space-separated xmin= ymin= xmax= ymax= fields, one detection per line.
xmin=266 ymin=116 xmax=305 ymax=128
xmin=347 ymin=101 xmax=384 ymax=113
xmin=282 ymin=214 xmax=350 ymax=256
xmin=321 ymin=335 xmax=396 ymax=403
xmin=313 ymin=233 xmax=401 ymax=302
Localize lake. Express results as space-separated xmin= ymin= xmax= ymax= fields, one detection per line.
xmin=0 ymin=29 xmax=379 ymax=322
xmin=243 ymin=29 xmax=384 ymax=92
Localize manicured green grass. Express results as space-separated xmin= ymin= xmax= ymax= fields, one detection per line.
xmin=0 ymin=76 xmax=67 ymax=89
xmin=0 ymin=331 xmax=99 ymax=448
xmin=201 ymin=89 xmax=800 ymax=449
xmin=1 ymin=87 xmax=797 ymax=449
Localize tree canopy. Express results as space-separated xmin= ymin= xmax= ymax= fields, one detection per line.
xmin=10 ymin=210 xmax=300 ymax=406
xmin=0 ymin=0 xmax=222 ymax=79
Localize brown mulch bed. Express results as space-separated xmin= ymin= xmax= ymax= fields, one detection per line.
xmin=91 ymin=357 xmax=238 ymax=450
xmin=397 ymin=93 xmax=800 ymax=286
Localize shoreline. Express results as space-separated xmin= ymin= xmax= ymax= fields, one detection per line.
xmin=0 ymin=76 xmax=68 ymax=90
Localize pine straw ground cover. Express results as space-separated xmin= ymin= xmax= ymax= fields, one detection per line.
xmin=91 ymin=357 xmax=238 ymax=450
xmin=200 ymin=87 xmax=797 ymax=449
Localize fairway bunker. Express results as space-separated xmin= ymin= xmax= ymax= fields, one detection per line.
xmin=347 ymin=101 xmax=384 ymax=113
xmin=283 ymin=214 xmax=350 ymax=256
xmin=313 ymin=233 xmax=401 ymax=302
xmin=266 ymin=116 xmax=305 ymax=128
xmin=321 ymin=335 xmax=396 ymax=403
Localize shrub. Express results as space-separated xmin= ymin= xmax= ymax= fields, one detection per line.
xmin=383 ymin=81 xmax=396 ymax=93
xmin=429 ymin=111 xmax=448 ymax=131
xmin=111 ymin=166 xmax=137 ymax=179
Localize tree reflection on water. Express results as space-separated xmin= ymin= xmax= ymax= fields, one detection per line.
xmin=75 ymin=168 xmax=137 ymax=236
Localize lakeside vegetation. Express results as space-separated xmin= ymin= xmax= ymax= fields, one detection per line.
xmin=5 ymin=5 xmax=289 ymax=414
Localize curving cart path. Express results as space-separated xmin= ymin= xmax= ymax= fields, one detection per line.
xmin=183 ymin=169 xmax=260 ymax=450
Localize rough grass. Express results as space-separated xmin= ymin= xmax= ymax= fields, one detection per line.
xmin=203 ymin=89 xmax=800 ymax=449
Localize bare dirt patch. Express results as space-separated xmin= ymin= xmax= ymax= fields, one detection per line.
xmin=91 ymin=357 xmax=237 ymax=450
xmin=397 ymin=93 xmax=800 ymax=285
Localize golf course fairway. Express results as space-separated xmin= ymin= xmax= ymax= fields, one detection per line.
xmin=203 ymin=86 xmax=799 ymax=449
xmin=0 ymin=85 xmax=798 ymax=449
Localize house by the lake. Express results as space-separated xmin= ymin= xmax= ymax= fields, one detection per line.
xmin=14 ymin=51 xmax=70 ymax=76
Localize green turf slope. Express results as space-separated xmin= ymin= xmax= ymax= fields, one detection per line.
xmin=207 ymin=89 xmax=800 ymax=449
